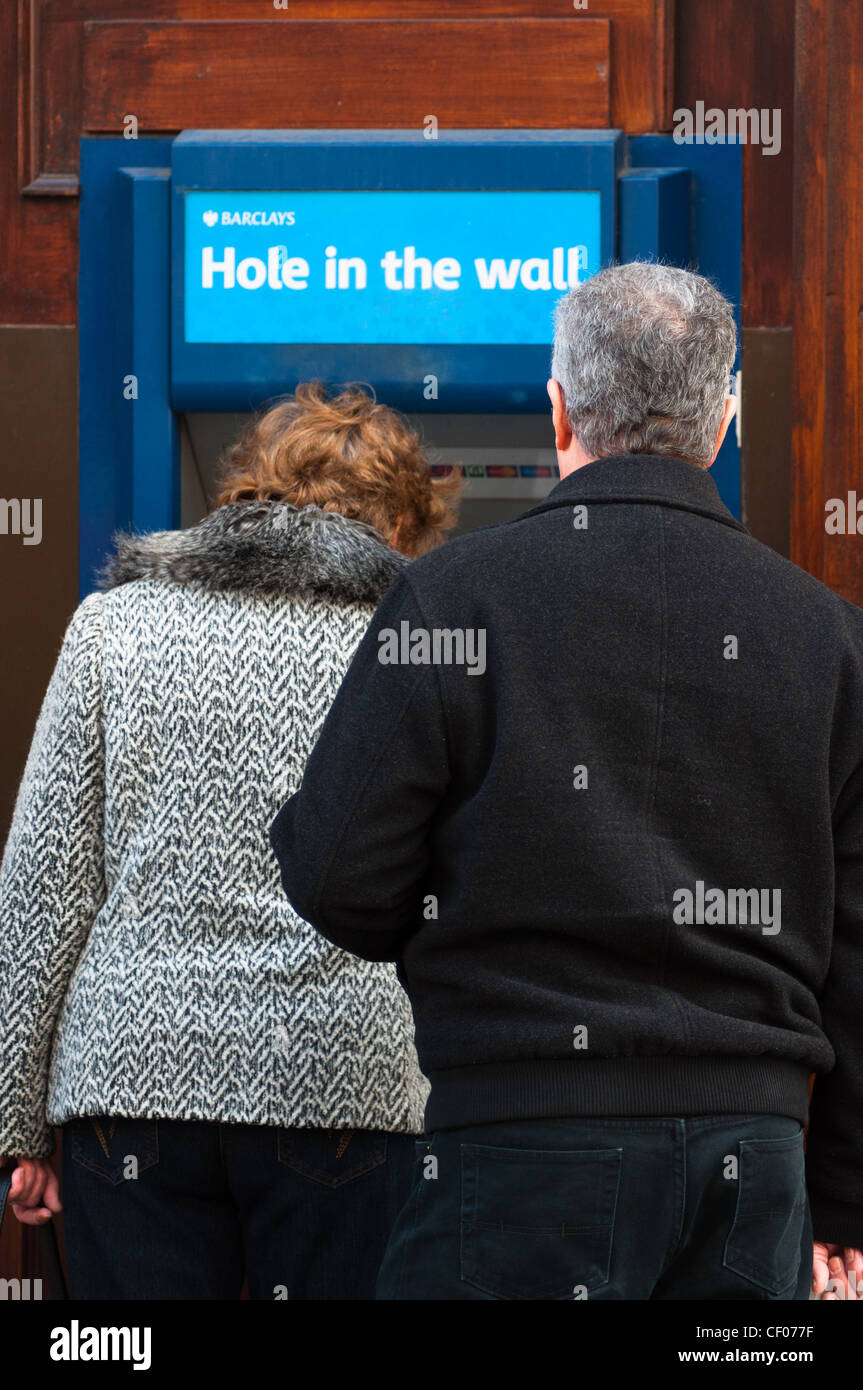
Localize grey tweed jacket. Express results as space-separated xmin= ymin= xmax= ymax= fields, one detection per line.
xmin=0 ymin=501 xmax=428 ymax=1156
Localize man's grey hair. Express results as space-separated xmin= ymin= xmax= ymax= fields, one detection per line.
xmin=551 ymin=262 xmax=737 ymax=466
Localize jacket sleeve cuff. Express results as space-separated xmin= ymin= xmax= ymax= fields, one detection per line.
xmin=808 ymin=1191 xmax=863 ymax=1250
xmin=0 ymin=1122 xmax=56 ymax=1160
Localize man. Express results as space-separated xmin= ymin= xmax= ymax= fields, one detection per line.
xmin=271 ymin=262 xmax=863 ymax=1301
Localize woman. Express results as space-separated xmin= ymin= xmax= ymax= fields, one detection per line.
xmin=0 ymin=382 xmax=460 ymax=1300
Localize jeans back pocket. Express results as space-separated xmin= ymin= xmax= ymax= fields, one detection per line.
xmin=68 ymin=1116 xmax=159 ymax=1187
xmin=277 ymin=1128 xmax=388 ymax=1187
xmin=723 ymin=1127 xmax=807 ymax=1295
xmin=460 ymin=1143 xmax=622 ymax=1300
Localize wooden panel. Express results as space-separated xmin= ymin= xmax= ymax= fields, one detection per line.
xmin=674 ymin=0 xmax=797 ymax=571
xmin=19 ymin=0 xmax=83 ymax=196
xmin=81 ymin=19 xmax=610 ymax=132
xmin=2 ymin=4 xmax=77 ymax=321
xmin=740 ymin=327 xmax=792 ymax=556
xmin=19 ymin=2 xmax=671 ymax=200
xmin=0 ymin=328 xmax=75 ymax=1283
xmin=0 ymin=327 xmax=78 ymax=841
xmin=4 ymin=1 xmax=673 ymax=324
xmin=791 ymin=0 xmax=863 ymax=602
xmin=820 ymin=0 xmax=863 ymax=604
xmin=674 ymin=0 xmax=795 ymax=329
xmin=287 ymin=1 xmax=674 ymax=135
xmin=790 ymin=0 xmax=827 ymax=582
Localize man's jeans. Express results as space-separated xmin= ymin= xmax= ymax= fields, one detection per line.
xmin=377 ymin=1114 xmax=812 ymax=1300
xmin=62 ymin=1116 xmax=416 ymax=1299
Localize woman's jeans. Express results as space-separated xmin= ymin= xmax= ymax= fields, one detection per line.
xmin=377 ymin=1114 xmax=813 ymax=1301
xmin=62 ymin=1116 xmax=416 ymax=1300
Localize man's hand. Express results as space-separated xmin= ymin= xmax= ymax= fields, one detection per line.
xmin=813 ymin=1241 xmax=863 ymax=1299
xmin=0 ymin=1154 xmax=61 ymax=1226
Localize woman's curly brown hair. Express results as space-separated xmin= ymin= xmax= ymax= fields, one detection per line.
xmin=215 ymin=381 xmax=462 ymax=556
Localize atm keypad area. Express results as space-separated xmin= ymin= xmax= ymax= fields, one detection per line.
xmin=180 ymin=413 xmax=559 ymax=540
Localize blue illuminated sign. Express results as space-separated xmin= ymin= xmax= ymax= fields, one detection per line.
xmin=170 ymin=130 xmax=622 ymax=411
xmin=184 ymin=190 xmax=602 ymax=346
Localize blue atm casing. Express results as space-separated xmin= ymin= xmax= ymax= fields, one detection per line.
xmin=78 ymin=128 xmax=742 ymax=594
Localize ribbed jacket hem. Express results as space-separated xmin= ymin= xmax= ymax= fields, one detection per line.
xmin=806 ymin=1191 xmax=863 ymax=1250
xmin=44 ymin=1092 xmax=427 ymax=1137
xmin=424 ymin=1057 xmax=812 ymax=1132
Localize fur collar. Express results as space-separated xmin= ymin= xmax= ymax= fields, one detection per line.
xmin=99 ymin=501 xmax=407 ymax=605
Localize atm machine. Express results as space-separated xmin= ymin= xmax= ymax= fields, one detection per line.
xmin=78 ymin=129 xmax=742 ymax=592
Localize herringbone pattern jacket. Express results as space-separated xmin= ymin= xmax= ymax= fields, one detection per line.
xmin=0 ymin=501 xmax=428 ymax=1156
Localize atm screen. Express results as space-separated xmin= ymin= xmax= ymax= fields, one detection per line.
xmin=184 ymin=190 xmax=602 ymax=346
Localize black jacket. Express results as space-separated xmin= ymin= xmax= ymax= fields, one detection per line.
xmin=271 ymin=453 xmax=863 ymax=1246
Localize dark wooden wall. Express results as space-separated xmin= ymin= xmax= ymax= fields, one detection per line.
xmin=791 ymin=0 xmax=863 ymax=606
xmin=7 ymin=0 xmax=673 ymax=327
xmin=675 ymin=0 xmax=796 ymax=557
